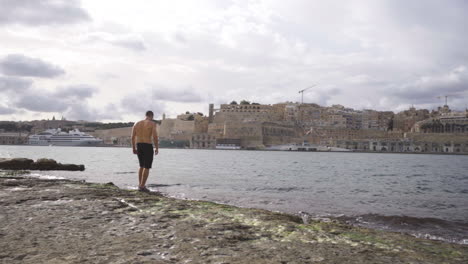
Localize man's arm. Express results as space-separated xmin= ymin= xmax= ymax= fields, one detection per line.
xmin=153 ymin=123 xmax=159 ymax=155
xmin=131 ymin=123 xmax=138 ymax=154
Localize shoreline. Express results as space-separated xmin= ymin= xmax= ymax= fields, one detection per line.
xmin=1 ymin=171 xmax=467 ymax=263
xmin=4 ymin=144 xmax=468 ymax=156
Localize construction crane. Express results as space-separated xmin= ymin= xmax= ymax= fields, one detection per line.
xmin=298 ymin=85 xmax=316 ymax=104
xmin=436 ymin=95 xmax=450 ymax=106
xmin=436 ymin=92 xmax=468 ymax=106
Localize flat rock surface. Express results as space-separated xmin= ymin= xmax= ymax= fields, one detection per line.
xmin=1 ymin=172 xmax=467 ymax=264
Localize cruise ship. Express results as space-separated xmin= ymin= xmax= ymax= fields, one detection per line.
xmin=29 ymin=128 xmax=103 ymax=146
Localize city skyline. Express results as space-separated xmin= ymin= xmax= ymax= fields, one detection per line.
xmin=1 ymin=0 xmax=468 ymax=122
xmin=0 ymin=100 xmax=464 ymax=123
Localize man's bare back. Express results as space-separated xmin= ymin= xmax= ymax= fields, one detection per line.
xmin=133 ymin=120 xmax=157 ymax=144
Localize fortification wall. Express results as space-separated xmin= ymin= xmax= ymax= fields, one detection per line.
xmin=158 ymin=119 xmax=175 ymax=139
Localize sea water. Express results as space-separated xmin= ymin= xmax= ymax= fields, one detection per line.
xmin=1 ymin=145 xmax=467 ymax=244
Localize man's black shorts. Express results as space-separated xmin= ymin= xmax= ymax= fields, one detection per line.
xmin=137 ymin=143 xmax=154 ymax=169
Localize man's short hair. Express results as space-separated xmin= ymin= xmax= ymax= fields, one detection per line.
xmin=146 ymin=110 xmax=154 ymax=117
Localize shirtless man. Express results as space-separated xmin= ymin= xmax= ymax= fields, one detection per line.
xmin=131 ymin=110 xmax=159 ymax=192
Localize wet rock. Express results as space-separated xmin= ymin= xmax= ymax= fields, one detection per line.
xmin=0 ymin=158 xmax=34 ymax=170
xmin=0 ymin=158 xmax=85 ymax=171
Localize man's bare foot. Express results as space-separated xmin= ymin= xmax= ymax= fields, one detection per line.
xmin=138 ymin=186 xmax=150 ymax=192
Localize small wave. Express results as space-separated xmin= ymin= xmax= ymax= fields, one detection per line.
xmin=416 ymin=186 xmax=433 ymax=191
xmin=29 ymin=173 xmax=65 ymax=180
xmin=420 ymin=202 xmax=456 ymax=210
xmin=372 ymin=174 xmax=397 ymax=177
xmin=146 ymin=183 xmax=182 ymax=188
xmin=338 ymin=214 xmax=468 ymax=245
xmin=407 ymin=174 xmax=426 ymax=178
xmin=245 ymin=186 xmax=305 ymax=192
xmin=351 ymin=189 xmax=370 ymax=194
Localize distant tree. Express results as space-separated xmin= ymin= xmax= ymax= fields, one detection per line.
xmin=21 ymin=124 xmax=33 ymax=132
xmin=187 ymin=115 xmax=195 ymax=121
xmin=0 ymin=122 xmax=18 ymax=132
xmin=185 ymin=111 xmax=190 ymax=114
xmin=230 ymin=101 xmax=238 ymax=105
xmin=87 ymin=122 xmax=134 ymax=130
xmin=85 ymin=122 xmax=102 ymax=127
xmin=240 ymin=100 xmax=250 ymax=105
xmin=197 ymin=112 xmax=204 ymax=116
xmin=252 ymin=102 xmax=260 ymax=105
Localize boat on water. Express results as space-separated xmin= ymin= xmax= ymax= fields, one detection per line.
xmin=28 ymin=128 xmax=103 ymax=146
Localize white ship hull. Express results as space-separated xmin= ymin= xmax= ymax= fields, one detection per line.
xmin=29 ymin=140 xmax=102 ymax=146
xmin=28 ymin=128 xmax=103 ymax=147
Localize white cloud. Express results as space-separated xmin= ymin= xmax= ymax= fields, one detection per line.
xmin=1 ymin=0 xmax=468 ymax=121
xmin=86 ymin=32 xmax=147 ymax=51
xmin=0 ymin=54 xmax=65 ymax=78
xmin=0 ymin=0 xmax=90 ymax=26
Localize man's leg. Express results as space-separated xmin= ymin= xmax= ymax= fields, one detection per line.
xmin=138 ymin=167 xmax=144 ymax=187
xmin=141 ymin=168 xmax=150 ymax=187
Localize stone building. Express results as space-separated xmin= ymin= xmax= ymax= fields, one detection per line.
xmin=393 ymin=107 xmax=430 ymax=132
xmin=91 ymin=127 xmax=132 ymax=145
xmin=378 ymin=111 xmax=394 ymax=131
xmin=306 ymin=128 xmax=403 ymax=146
xmin=414 ymin=110 xmax=468 ymax=133
xmin=214 ymin=103 xmax=283 ymax=123
xmin=262 ymin=122 xmax=297 ymax=147
xmin=0 ymin=133 xmax=28 ymax=145
xmin=159 ymin=113 xmax=207 ymax=142
xmin=361 ymin=110 xmax=379 ymax=130
xmin=191 ymin=133 xmax=217 ymax=149
xmin=336 ymin=129 xmax=468 ymax=153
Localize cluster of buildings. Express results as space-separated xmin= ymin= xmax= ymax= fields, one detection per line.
xmin=1 ymin=102 xmax=467 ymax=154
xmin=0 ymin=131 xmax=28 ymax=145
xmin=156 ymin=102 xmax=468 ymax=153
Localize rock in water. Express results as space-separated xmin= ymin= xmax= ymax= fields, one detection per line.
xmin=298 ymin=211 xmax=311 ymax=225
xmin=0 ymin=158 xmax=85 ymax=171
xmin=32 ymin=158 xmax=58 ymax=170
xmin=56 ymin=164 xmax=85 ymax=171
xmin=0 ymin=158 xmax=34 ymax=170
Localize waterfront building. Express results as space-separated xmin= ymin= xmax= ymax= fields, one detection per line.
xmin=91 ymin=127 xmax=132 ymax=146
xmin=0 ymin=133 xmax=28 ymax=145
xmin=336 ymin=130 xmax=468 ymax=153
xmin=414 ymin=109 xmax=468 ymax=133
xmin=191 ymin=133 xmax=217 ymax=149
xmin=215 ymin=138 xmax=241 ymax=149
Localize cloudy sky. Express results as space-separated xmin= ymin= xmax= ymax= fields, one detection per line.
xmin=1 ymin=0 xmax=467 ymax=121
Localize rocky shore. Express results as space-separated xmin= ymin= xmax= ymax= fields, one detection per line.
xmin=0 ymin=158 xmax=85 ymax=171
xmin=1 ymin=171 xmax=467 ymax=264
